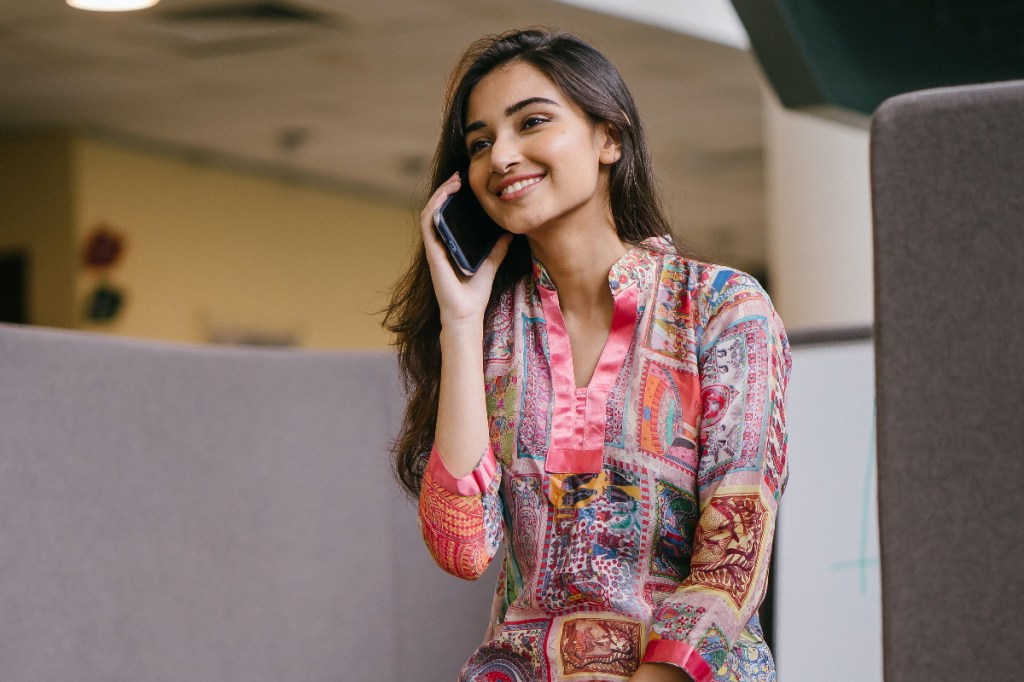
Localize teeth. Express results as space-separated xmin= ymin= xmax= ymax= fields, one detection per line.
xmin=499 ymin=177 xmax=542 ymax=196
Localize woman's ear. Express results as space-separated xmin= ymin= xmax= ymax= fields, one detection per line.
xmin=598 ymin=122 xmax=623 ymax=165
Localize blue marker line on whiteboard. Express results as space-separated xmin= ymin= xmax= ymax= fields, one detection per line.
xmin=828 ymin=403 xmax=879 ymax=594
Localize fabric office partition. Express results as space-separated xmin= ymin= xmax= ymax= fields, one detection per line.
xmin=871 ymin=81 xmax=1024 ymax=680
xmin=0 ymin=323 xmax=496 ymax=681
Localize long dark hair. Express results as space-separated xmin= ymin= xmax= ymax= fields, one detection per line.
xmin=384 ymin=28 xmax=683 ymax=497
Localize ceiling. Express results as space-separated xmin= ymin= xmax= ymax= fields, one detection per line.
xmin=0 ymin=0 xmax=767 ymax=268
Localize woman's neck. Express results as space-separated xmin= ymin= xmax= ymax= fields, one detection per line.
xmin=528 ymin=222 xmax=628 ymax=316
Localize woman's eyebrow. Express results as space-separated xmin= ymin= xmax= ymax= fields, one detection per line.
xmin=463 ymin=97 xmax=561 ymax=136
xmin=505 ymin=96 xmax=559 ymax=116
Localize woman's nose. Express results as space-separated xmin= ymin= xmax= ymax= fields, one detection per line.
xmin=488 ymin=134 xmax=521 ymax=173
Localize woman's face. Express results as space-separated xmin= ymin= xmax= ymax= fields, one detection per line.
xmin=462 ymin=60 xmax=621 ymax=238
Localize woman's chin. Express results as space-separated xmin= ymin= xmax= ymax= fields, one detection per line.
xmin=498 ymin=214 xmax=556 ymax=239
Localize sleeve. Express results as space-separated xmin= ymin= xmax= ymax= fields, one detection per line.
xmin=418 ymin=443 xmax=504 ymax=581
xmin=642 ymin=272 xmax=791 ymax=682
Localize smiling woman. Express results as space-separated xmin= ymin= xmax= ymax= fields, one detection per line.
xmin=383 ymin=28 xmax=790 ymax=682
xmin=462 ymin=63 xmax=620 ymax=242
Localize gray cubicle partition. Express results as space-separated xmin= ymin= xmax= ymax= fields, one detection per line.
xmin=0 ymin=323 xmax=496 ymax=681
xmin=872 ymin=81 xmax=1024 ymax=680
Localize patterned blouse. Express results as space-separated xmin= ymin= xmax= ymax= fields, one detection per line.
xmin=418 ymin=237 xmax=791 ymax=682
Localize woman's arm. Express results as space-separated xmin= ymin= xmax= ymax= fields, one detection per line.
xmin=416 ymin=173 xmax=512 ymax=580
xmin=422 ymin=173 xmax=512 ymax=476
xmin=641 ymin=270 xmax=791 ymax=681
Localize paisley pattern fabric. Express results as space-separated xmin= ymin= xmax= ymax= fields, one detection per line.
xmin=418 ymin=238 xmax=790 ymax=682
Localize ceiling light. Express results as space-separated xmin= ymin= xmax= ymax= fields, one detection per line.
xmin=67 ymin=0 xmax=160 ymax=11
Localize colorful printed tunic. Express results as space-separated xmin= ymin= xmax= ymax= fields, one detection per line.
xmin=419 ymin=237 xmax=790 ymax=682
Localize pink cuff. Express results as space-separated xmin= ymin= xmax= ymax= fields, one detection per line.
xmin=643 ymin=639 xmax=714 ymax=682
xmin=426 ymin=444 xmax=498 ymax=496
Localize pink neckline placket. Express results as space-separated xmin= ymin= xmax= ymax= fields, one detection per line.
xmin=537 ymin=279 xmax=639 ymax=475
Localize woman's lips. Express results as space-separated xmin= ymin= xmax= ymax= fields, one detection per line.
xmin=495 ymin=174 xmax=544 ymax=199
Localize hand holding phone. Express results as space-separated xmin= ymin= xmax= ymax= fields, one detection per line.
xmin=432 ymin=175 xmax=506 ymax=275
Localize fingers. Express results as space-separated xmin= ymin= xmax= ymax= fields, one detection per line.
xmin=420 ymin=172 xmax=461 ymax=265
xmin=421 ymin=172 xmax=461 ymax=236
xmin=482 ymin=232 xmax=514 ymax=271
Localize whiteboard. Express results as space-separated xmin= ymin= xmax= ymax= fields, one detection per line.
xmin=774 ymin=339 xmax=882 ymax=680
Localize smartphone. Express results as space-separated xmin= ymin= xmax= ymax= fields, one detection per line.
xmin=432 ymin=176 xmax=506 ymax=275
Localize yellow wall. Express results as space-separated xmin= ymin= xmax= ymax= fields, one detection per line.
xmin=0 ymin=132 xmax=77 ymax=328
xmin=71 ymin=135 xmax=415 ymax=349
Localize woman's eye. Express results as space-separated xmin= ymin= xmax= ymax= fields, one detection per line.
xmin=467 ymin=138 xmax=491 ymax=155
xmin=522 ymin=116 xmax=548 ymax=130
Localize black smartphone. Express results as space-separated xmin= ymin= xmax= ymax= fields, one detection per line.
xmin=432 ymin=175 xmax=506 ymax=275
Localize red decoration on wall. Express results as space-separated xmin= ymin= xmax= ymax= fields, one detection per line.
xmin=83 ymin=225 xmax=126 ymax=269
xmin=80 ymin=223 xmax=129 ymax=324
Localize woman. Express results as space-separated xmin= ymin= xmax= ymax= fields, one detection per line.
xmin=385 ymin=28 xmax=790 ymax=682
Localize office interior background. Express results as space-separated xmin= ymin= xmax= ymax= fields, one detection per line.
xmin=2 ymin=1 xmax=1021 ymax=681
xmin=0 ymin=0 xmax=879 ymax=347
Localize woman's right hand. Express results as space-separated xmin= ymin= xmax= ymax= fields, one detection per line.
xmin=425 ymin=173 xmax=511 ymax=477
xmin=420 ymin=172 xmax=513 ymax=329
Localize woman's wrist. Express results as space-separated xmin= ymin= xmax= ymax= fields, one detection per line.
xmin=439 ymin=314 xmax=486 ymax=340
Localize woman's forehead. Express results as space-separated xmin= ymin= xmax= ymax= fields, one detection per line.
xmin=466 ymin=62 xmax=565 ymax=121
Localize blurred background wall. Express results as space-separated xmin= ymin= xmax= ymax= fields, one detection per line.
xmin=3 ymin=130 xmax=414 ymax=347
xmin=0 ymin=0 xmax=883 ymax=347
xmin=4 ymin=1 xmax=1019 ymax=342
